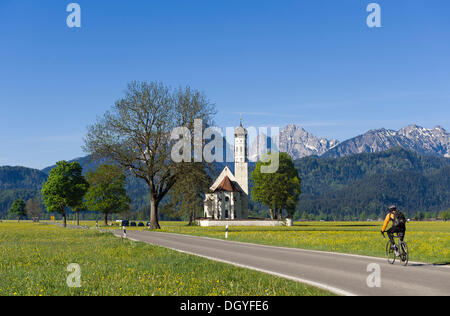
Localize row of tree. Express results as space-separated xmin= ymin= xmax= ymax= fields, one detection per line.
xmin=39 ymin=161 xmax=129 ymax=227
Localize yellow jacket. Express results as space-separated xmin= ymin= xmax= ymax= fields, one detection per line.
xmin=381 ymin=212 xmax=395 ymax=232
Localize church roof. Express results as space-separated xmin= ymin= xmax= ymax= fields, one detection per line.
xmin=234 ymin=125 xmax=247 ymax=136
xmin=214 ymin=176 xmax=242 ymax=193
xmin=235 ymin=118 xmax=247 ymax=136
xmin=235 ymin=127 xmax=247 ymax=136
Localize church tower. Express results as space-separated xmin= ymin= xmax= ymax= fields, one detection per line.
xmin=234 ymin=118 xmax=249 ymax=217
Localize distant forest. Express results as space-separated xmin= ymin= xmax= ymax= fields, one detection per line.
xmin=291 ymin=147 xmax=450 ymax=220
xmin=0 ymin=147 xmax=449 ymax=221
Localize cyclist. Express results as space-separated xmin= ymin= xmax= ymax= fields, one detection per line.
xmin=381 ymin=205 xmax=406 ymax=254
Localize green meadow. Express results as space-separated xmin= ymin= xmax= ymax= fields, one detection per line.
xmin=0 ymin=222 xmax=331 ymax=296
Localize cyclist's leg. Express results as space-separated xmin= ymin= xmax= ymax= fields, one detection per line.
xmin=398 ymin=226 xmax=407 ymax=262
xmin=386 ymin=227 xmax=396 ymax=247
xmin=398 ymin=224 xmax=406 ymax=242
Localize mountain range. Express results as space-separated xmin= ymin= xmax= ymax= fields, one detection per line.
xmin=259 ymin=124 xmax=450 ymax=160
xmin=322 ymin=125 xmax=450 ymax=159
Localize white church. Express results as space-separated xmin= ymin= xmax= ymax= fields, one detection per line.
xmin=203 ymin=121 xmax=249 ymax=220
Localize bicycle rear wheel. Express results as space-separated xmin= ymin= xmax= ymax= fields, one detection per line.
xmin=386 ymin=240 xmax=396 ymax=264
xmin=400 ymin=241 xmax=408 ymax=266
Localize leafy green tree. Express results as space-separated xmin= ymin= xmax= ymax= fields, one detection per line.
xmin=300 ymin=212 xmax=309 ymax=221
xmin=414 ymin=211 xmax=425 ymax=221
xmin=41 ymin=161 xmax=89 ymax=227
xmin=85 ymin=165 xmax=130 ymax=225
xmin=251 ymin=152 xmax=301 ymax=220
xmin=359 ymin=211 xmax=367 ymax=221
xmin=440 ymin=210 xmax=450 ymax=221
xmin=9 ymin=199 xmax=27 ymax=222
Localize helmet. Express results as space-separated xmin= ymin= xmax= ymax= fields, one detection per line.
xmin=388 ymin=205 xmax=397 ymax=212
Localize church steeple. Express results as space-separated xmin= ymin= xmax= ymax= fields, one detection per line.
xmin=234 ymin=117 xmax=249 ymax=217
xmin=234 ymin=117 xmax=247 ymax=163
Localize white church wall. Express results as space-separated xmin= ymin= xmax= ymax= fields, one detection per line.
xmin=197 ymin=220 xmax=285 ymax=227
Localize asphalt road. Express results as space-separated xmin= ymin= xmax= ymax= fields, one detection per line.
xmin=115 ymin=230 xmax=450 ymax=296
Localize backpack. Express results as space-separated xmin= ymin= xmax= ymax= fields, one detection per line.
xmin=393 ymin=211 xmax=406 ymax=226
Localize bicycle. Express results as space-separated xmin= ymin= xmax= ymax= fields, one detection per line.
xmin=384 ymin=233 xmax=408 ymax=266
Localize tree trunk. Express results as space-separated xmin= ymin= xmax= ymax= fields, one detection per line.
xmin=104 ymin=213 xmax=108 ymax=226
xmin=76 ymin=210 xmax=80 ymax=226
xmin=189 ymin=211 xmax=195 ymax=225
xmin=269 ymin=209 xmax=274 ymax=220
xmin=62 ymin=213 xmax=67 ymax=228
xmin=150 ymin=196 xmax=160 ymax=229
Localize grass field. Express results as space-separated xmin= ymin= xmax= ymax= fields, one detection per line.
xmin=156 ymin=221 xmax=450 ymax=264
xmin=0 ymin=222 xmax=332 ymax=296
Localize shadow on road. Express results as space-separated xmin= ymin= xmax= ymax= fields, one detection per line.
xmin=409 ymin=262 xmax=450 ymax=267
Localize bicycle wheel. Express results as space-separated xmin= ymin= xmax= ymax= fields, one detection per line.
xmin=400 ymin=241 xmax=409 ymax=266
xmin=386 ymin=240 xmax=396 ymax=264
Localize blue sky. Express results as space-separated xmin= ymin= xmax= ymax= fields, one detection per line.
xmin=1 ymin=0 xmax=449 ymax=169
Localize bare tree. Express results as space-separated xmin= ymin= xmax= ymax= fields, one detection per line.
xmin=162 ymin=162 xmax=212 ymax=224
xmin=83 ymin=81 xmax=215 ymax=229
xmin=26 ymin=197 xmax=43 ymax=221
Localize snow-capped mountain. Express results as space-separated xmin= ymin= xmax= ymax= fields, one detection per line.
xmin=249 ymin=124 xmax=339 ymax=161
xmin=322 ymin=125 xmax=450 ymax=158
xmin=279 ymin=124 xmax=339 ymax=158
